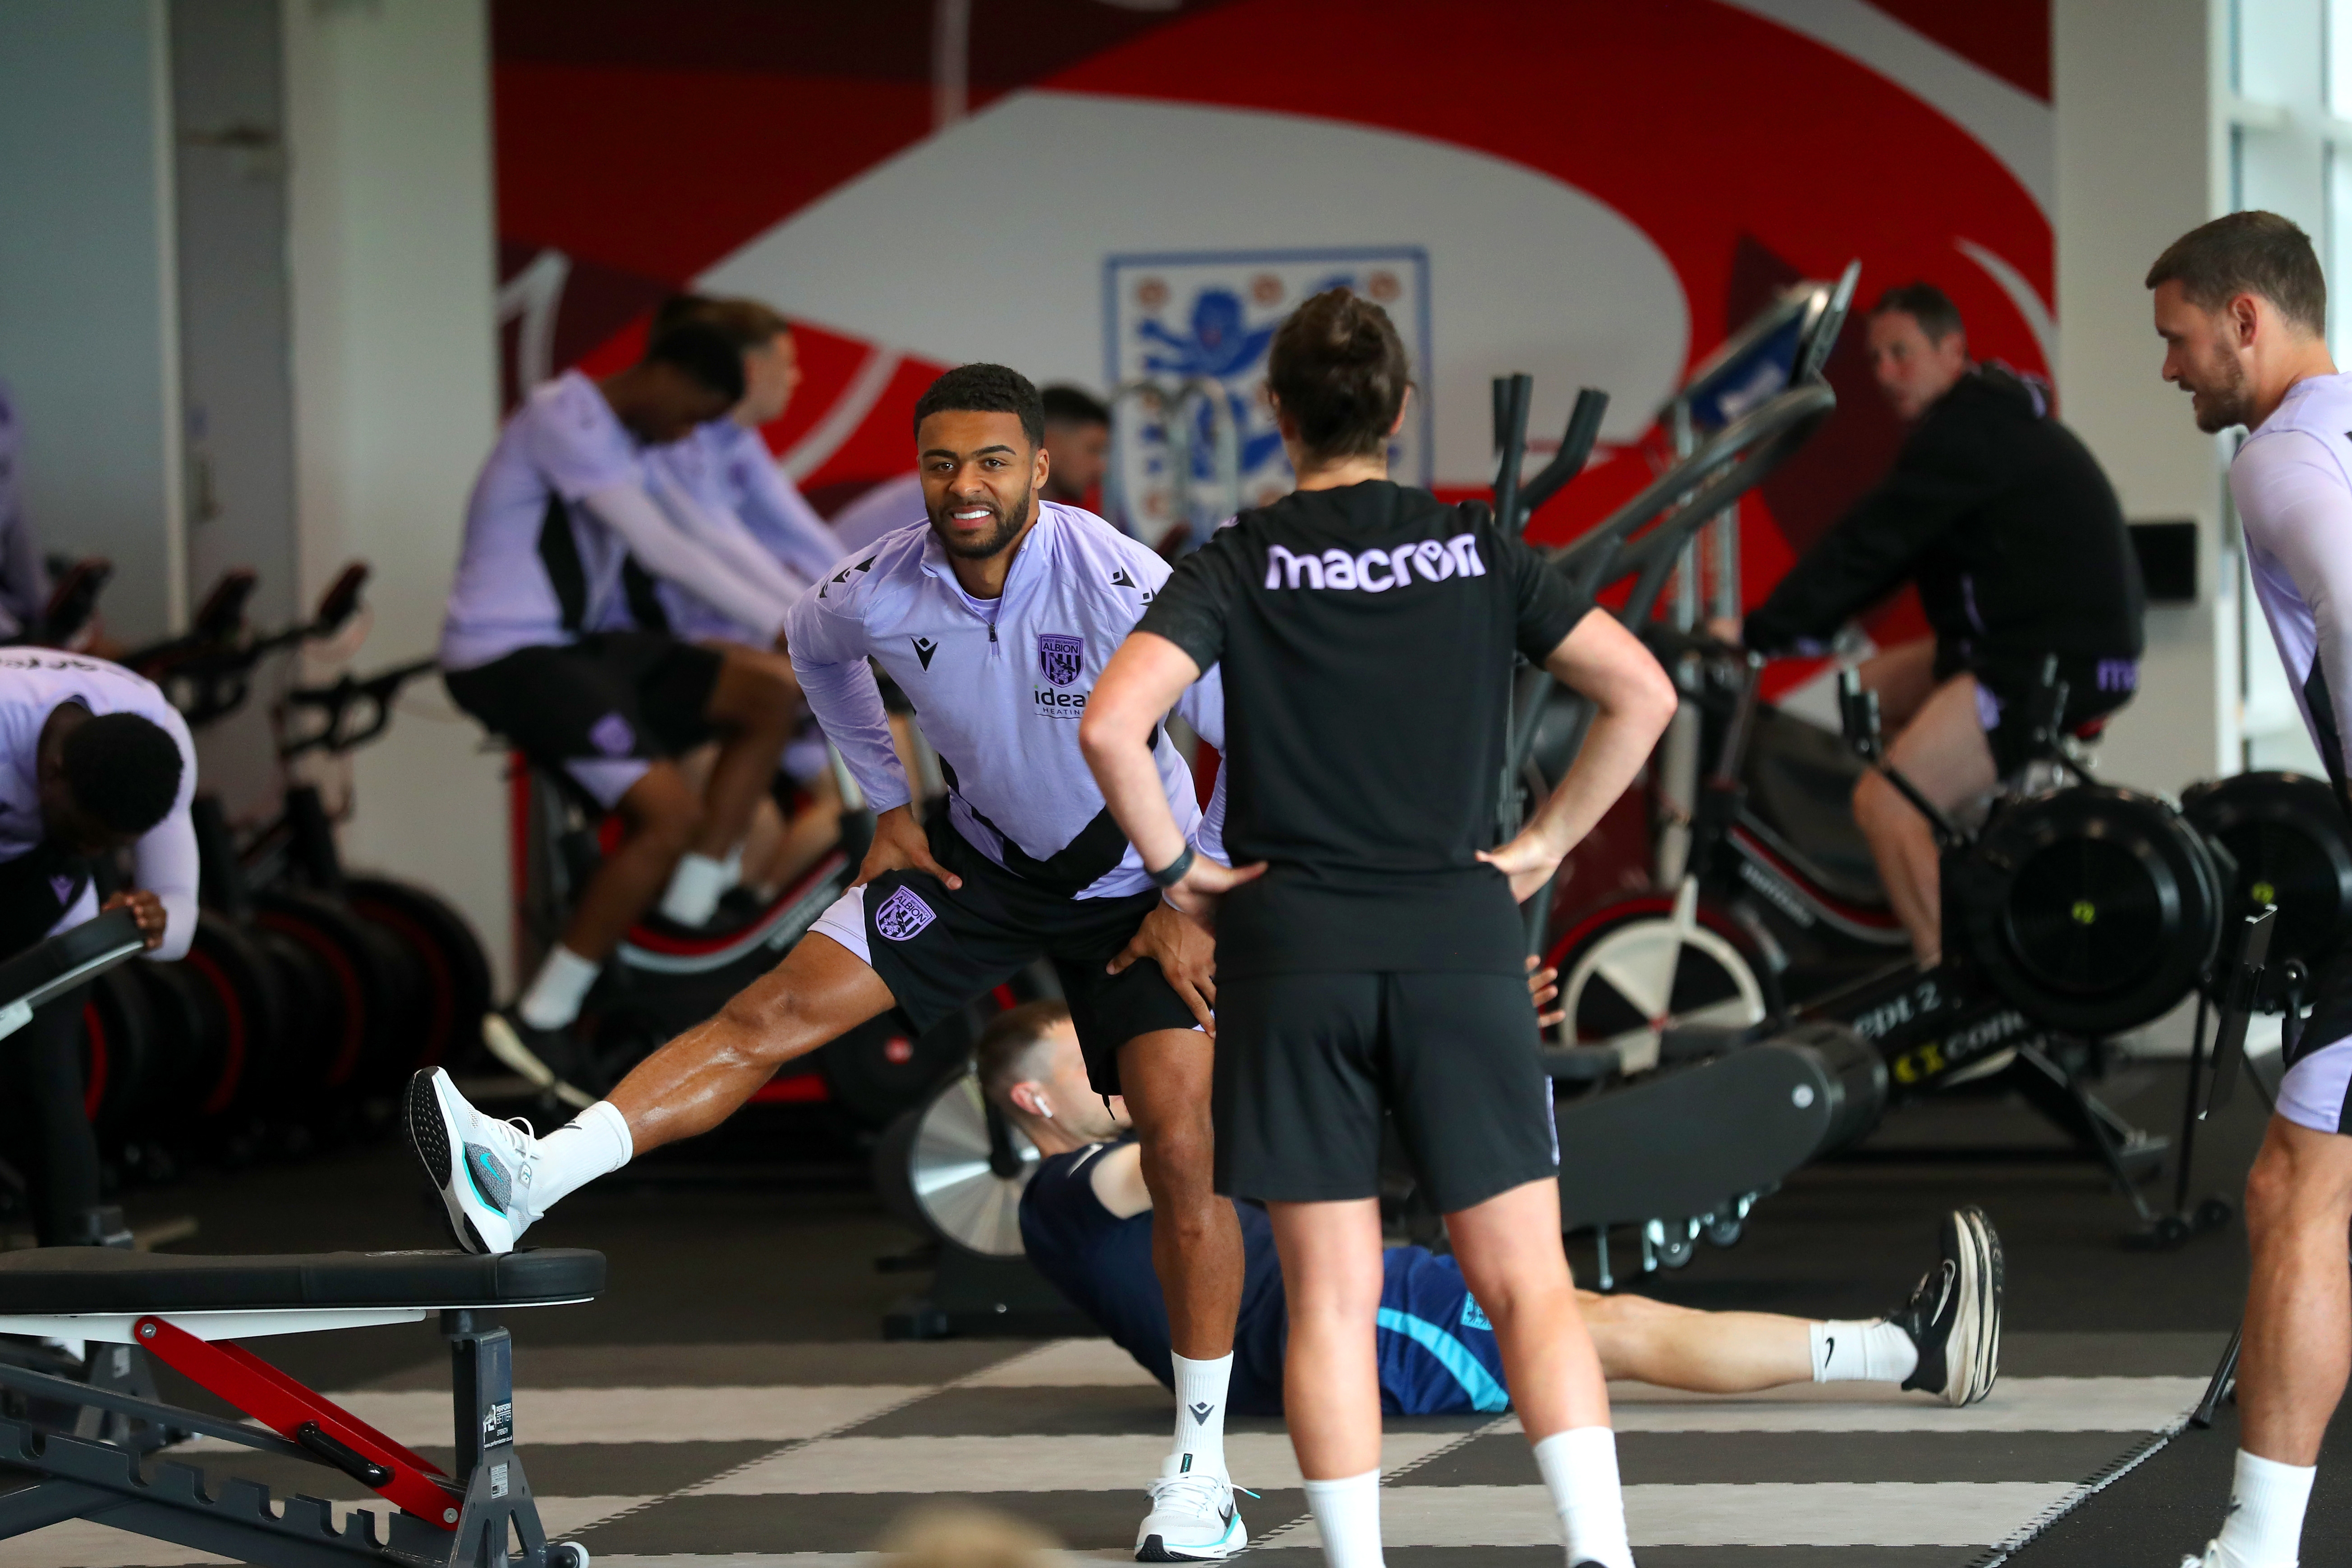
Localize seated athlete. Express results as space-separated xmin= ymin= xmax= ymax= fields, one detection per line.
xmin=828 ymin=381 xmax=1113 ymax=553
xmin=413 ymin=364 xmax=1254 ymax=1561
xmin=641 ymin=295 xmax=850 ymax=912
xmin=438 ymin=320 xmax=801 ymax=1085
xmin=1725 ymin=284 xmax=2146 ymax=964
xmin=983 ymin=999 xmax=2001 ymax=1426
xmin=0 ymin=651 xmax=195 ymax=1244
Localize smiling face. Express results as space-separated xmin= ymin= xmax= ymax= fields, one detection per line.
xmin=2152 ymin=279 xmax=2259 ymax=433
xmin=918 ymin=408 xmax=1048 ymax=560
xmin=1865 ymin=310 xmax=1970 ymax=422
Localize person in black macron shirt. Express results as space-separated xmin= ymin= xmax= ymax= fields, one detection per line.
xmin=1080 ymin=289 xmax=1677 ymax=1568
xmin=1725 ymin=283 xmax=2145 ymax=965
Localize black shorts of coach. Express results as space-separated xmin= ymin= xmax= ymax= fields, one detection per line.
xmin=851 ymin=815 xmax=1202 ymax=1096
xmin=443 ymin=631 xmax=722 ymax=772
xmin=1214 ymin=970 xmax=1561 ymax=1215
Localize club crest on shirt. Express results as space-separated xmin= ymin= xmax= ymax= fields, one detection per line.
xmin=1038 ymin=633 xmax=1084 ymax=688
xmin=874 ymin=885 xmax=937 ymax=942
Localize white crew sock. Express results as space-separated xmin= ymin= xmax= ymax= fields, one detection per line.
xmin=1171 ymin=1351 xmax=1232 ymax=1477
xmin=2213 ymin=1449 xmax=2315 ymax=1568
xmin=1301 ymin=1469 xmax=1383 ymax=1568
xmin=1810 ymin=1319 xmax=1919 ymax=1384
xmin=659 ymin=852 xmax=732 ymax=926
xmin=721 ymin=843 xmax=744 ymax=885
xmin=517 ymin=945 xmax=599 ymax=1031
xmin=522 ymin=1100 xmax=634 ymax=1220
xmin=1532 ymin=1426 xmax=1633 ymax=1568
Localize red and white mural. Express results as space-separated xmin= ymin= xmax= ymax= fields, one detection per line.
xmin=491 ymin=0 xmax=2050 ymax=637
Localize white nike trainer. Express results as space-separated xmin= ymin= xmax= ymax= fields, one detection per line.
xmin=405 ymin=1068 xmax=543 ymax=1255
xmin=1136 ymin=1458 xmax=1247 ymax=1561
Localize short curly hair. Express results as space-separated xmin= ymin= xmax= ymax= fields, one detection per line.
xmin=62 ymin=712 xmax=182 ymax=837
xmin=914 ymin=363 xmax=1044 ymax=448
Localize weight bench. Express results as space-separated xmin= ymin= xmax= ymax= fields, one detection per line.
xmin=0 ymin=904 xmax=605 ymax=1565
xmin=0 ymin=1243 xmax=604 ymax=1568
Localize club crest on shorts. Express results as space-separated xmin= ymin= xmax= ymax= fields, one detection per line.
xmin=873 ymin=885 xmax=937 ymax=942
xmin=1038 ymin=633 xmax=1084 ymax=688
xmin=588 ymin=711 xmax=634 ymax=757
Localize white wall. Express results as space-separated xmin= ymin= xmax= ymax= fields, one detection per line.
xmin=281 ymin=0 xmax=510 ymax=985
xmin=2053 ymin=0 xmax=2234 ymax=798
xmin=0 ymin=0 xmax=184 ymax=640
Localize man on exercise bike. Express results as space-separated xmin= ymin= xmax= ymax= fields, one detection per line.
xmin=439 ymin=320 xmax=800 ymax=1085
xmin=981 ymin=997 xmax=2002 ymax=1414
xmin=1722 ymin=283 xmax=2145 ymax=964
xmin=413 ymin=364 xmax=1252 ymax=1561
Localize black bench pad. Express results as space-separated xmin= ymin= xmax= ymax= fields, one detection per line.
xmin=0 ymin=1248 xmax=603 ymax=1313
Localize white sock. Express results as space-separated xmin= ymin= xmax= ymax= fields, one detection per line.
xmin=517 ymin=945 xmax=599 ymax=1031
xmin=658 ymin=852 xmax=731 ymax=926
xmin=1532 ymin=1426 xmax=1632 ymax=1568
xmin=721 ymin=843 xmax=744 ymax=884
xmin=1810 ymin=1319 xmax=1919 ymax=1384
xmin=522 ymin=1100 xmax=634 ymax=1219
xmin=2214 ymin=1449 xmax=2315 ymax=1568
xmin=1171 ymin=1351 xmax=1232 ymax=1477
xmin=1301 ymin=1469 xmax=1383 ymax=1568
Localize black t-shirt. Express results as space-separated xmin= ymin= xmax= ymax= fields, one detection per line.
xmin=1742 ymin=365 xmax=2145 ymax=667
xmin=1138 ymin=480 xmax=1595 ymax=976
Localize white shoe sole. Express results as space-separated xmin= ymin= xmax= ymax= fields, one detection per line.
xmin=1135 ymin=1519 xmax=1246 ymax=1562
xmin=1944 ymin=1207 xmax=2003 ymax=1406
xmin=482 ymin=1013 xmax=595 ymax=1110
xmin=404 ymin=1069 xmax=521 ymax=1255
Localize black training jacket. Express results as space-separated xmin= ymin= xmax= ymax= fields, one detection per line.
xmin=1741 ymin=365 xmax=2145 ymax=668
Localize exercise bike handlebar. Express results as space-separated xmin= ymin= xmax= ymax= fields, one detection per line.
xmin=278 ymin=656 xmax=439 ymax=761
xmin=0 ymin=907 xmax=147 ymax=1044
xmin=138 ymin=563 xmax=373 ymax=730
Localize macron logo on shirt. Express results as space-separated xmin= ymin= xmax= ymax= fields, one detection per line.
xmin=1264 ymin=535 xmax=1486 ymax=594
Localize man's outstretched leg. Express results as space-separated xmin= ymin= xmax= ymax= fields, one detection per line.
xmin=413 ymin=931 xmax=894 ymax=1252
xmin=1121 ymin=1026 xmax=1248 ymax=1561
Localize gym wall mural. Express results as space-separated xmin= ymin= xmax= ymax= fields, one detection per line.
xmin=492 ymin=0 xmax=2049 ymax=667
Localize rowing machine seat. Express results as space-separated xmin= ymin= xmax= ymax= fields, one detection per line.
xmin=0 ymin=1246 xmax=602 ymax=1314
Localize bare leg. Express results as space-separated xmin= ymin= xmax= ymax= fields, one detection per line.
xmin=693 ymin=650 xmax=799 ymax=858
xmin=1446 ymin=1178 xmax=1610 ymax=1442
xmin=2239 ymin=1116 xmax=2352 ymax=1463
xmin=1577 ymin=1290 xmax=1812 ymax=1392
xmin=605 ymin=932 xmax=894 ymax=1152
xmin=1852 ymin=673 xmax=1996 ymax=964
xmin=1268 ymin=1198 xmax=1386 ymax=1479
xmin=1120 ymin=1028 xmax=1243 ymax=1360
xmin=1857 ymin=637 xmax=1938 ymax=729
xmin=560 ymin=763 xmax=702 ymax=962
xmin=748 ymin=769 xmax=845 ymax=895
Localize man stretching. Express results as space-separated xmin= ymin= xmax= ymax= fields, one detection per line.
xmin=2150 ymin=211 xmax=2352 ymax=1568
xmin=412 ymin=364 xmax=1248 ymax=1560
xmin=982 ymin=999 xmax=2002 ymax=1413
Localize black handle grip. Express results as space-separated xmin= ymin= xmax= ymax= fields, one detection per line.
xmin=295 ymin=1420 xmax=392 ymax=1487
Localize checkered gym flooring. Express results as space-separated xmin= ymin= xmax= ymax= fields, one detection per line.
xmin=0 ymin=1330 xmax=2218 ymax=1567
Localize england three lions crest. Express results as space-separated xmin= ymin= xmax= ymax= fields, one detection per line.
xmin=1038 ymin=633 xmax=1085 ymax=688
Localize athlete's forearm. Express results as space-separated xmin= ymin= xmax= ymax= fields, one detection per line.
xmin=791 ymin=657 xmax=911 ymax=814
xmin=1082 ymin=633 xmax=1202 ymax=871
xmin=1530 ymin=617 xmax=1676 ymax=858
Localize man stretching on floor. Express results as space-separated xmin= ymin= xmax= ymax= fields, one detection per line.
xmin=2150 ymin=212 xmax=2352 ymax=1568
xmin=412 ymin=364 xmax=1250 ymax=1562
xmin=980 ymin=998 xmax=2001 ymax=1412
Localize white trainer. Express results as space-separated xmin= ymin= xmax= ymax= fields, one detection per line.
xmin=405 ymin=1068 xmax=542 ymax=1255
xmin=1135 ymin=1458 xmax=1247 ymax=1562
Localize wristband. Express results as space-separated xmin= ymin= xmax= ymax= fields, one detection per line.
xmin=1148 ymin=844 xmax=1196 ymax=889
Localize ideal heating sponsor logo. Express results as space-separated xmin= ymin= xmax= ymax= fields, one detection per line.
xmin=1263 ymin=535 xmax=1486 ymax=593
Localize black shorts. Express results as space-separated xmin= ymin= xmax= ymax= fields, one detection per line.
xmin=1940 ymin=650 xmax=2138 ymax=775
xmin=1213 ymin=970 xmax=1558 ymax=1213
xmin=842 ymin=818 xmax=1203 ymax=1096
xmin=444 ymin=632 xmax=722 ymax=768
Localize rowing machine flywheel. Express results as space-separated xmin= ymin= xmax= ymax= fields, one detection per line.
xmin=2180 ymin=770 xmax=2352 ymax=972
xmin=873 ymin=1072 xmax=1039 ymax=1257
xmin=1955 ymin=784 xmax=2225 ymax=1036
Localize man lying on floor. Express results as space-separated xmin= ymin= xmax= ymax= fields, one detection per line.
xmin=979 ymin=998 xmax=2002 ymax=1419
